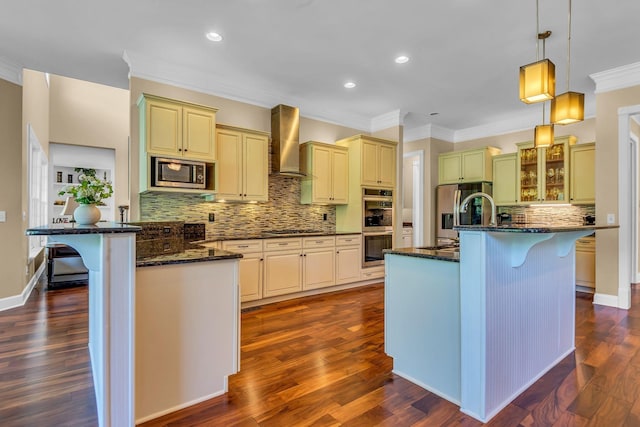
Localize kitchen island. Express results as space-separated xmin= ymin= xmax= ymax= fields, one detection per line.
xmin=384 ymin=224 xmax=617 ymax=423
xmin=26 ymin=223 xmax=243 ymax=427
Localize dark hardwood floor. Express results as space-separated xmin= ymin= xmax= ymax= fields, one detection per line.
xmin=2 ymin=277 xmax=640 ymax=426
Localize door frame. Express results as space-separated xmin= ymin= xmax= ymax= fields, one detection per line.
xmin=404 ymin=150 xmax=424 ymax=247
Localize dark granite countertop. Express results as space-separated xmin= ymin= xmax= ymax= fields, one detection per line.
xmin=26 ymin=222 xmax=142 ymax=235
xmin=384 ymin=246 xmax=460 ymax=263
xmin=136 ymin=244 xmax=242 ymax=267
xmin=454 ymin=224 xmax=618 ymax=233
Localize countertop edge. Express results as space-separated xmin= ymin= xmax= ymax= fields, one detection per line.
xmin=384 ymin=248 xmax=459 ymax=263
xmin=27 ymin=223 xmax=142 ymax=235
xmin=454 ymin=224 xmax=618 ymax=233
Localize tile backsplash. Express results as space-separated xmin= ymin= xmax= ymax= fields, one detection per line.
xmin=139 ymin=175 xmax=336 ymax=239
xmin=498 ymin=204 xmax=595 ymax=225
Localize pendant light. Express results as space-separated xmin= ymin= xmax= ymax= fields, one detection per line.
xmin=551 ymin=0 xmax=584 ymax=124
xmin=519 ymin=0 xmax=555 ymax=104
xmin=535 ymin=102 xmax=554 ymax=148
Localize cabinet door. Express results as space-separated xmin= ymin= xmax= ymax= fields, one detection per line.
xmin=146 ymin=99 xmax=182 ymax=156
xmin=493 ymin=154 xmax=517 ymax=206
xmin=542 ymin=143 xmax=569 ymax=203
xmin=461 ymin=150 xmax=485 ymax=182
xmin=182 ymin=106 xmax=216 ymax=161
xmin=239 ymin=253 xmax=263 ymax=302
xmin=361 ymin=140 xmax=380 ymax=186
xmin=303 ymin=248 xmax=335 ymax=290
xmin=517 ymin=145 xmax=539 ymax=203
xmin=336 ymin=245 xmax=361 ymax=285
xmin=311 ymin=145 xmax=332 ymax=203
xmin=243 ymin=133 xmax=269 ymax=201
xmin=570 ymin=145 xmax=595 ymax=204
xmin=378 ymin=143 xmax=396 ymax=188
xmin=331 ymin=149 xmax=349 ymax=204
xmin=576 ymin=242 xmax=595 ymax=288
xmin=263 ymin=249 xmax=302 ymax=297
xmin=439 ymin=153 xmax=462 ymax=184
xmin=216 ymin=128 xmax=243 ymax=201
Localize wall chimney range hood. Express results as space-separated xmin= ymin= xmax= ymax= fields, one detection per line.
xmin=271 ymin=104 xmax=305 ymax=177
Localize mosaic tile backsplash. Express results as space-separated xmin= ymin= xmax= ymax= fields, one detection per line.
xmin=498 ymin=204 xmax=596 ymax=225
xmin=140 ymin=175 xmax=336 ymax=239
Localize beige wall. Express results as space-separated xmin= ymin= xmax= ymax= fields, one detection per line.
xmin=0 ymin=78 xmax=25 ymax=299
xmin=129 ymin=77 xmax=364 ymax=219
xmin=595 ymin=84 xmax=640 ymax=297
xmin=49 ymin=75 xmax=130 ymax=209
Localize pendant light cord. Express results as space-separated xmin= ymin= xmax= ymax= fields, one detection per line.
xmin=535 ymin=0 xmax=540 ymax=61
xmin=566 ymin=0 xmax=572 ymax=91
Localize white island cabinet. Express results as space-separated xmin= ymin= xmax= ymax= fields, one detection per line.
xmin=384 ymin=224 xmax=617 ymax=423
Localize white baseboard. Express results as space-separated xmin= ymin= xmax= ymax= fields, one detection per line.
xmin=134 ymin=389 xmax=227 ymax=425
xmin=593 ymin=292 xmax=621 ymax=308
xmin=0 ymin=263 xmax=45 ymax=312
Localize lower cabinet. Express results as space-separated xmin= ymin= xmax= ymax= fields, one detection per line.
xmin=221 ymin=240 xmax=264 ymax=302
xmin=302 ymin=236 xmax=336 ymax=290
xmin=576 ymin=237 xmax=595 ymax=289
xmin=336 ymin=235 xmax=361 ymax=285
xmin=264 ymin=248 xmax=303 ymax=298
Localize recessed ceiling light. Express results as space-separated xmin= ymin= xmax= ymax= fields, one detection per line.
xmin=395 ymin=55 xmax=410 ymax=64
xmin=206 ymin=32 xmax=223 ymax=42
xmin=344 ymin=82 xmax=356 ymax=89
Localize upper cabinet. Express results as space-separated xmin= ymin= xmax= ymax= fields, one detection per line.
xmin=438 ymin=147 xmax=501 ymax=184
xmin=336 ymin=135 xmax=397 ymax=189
xmin=215 ymin=125 xmax=269 ymax=202
xmin=138 ymin=94 xmax=217 ymax=162
xmin=492 ymin=153 xmax=518 ymax=206
xmin=300 ymin=141 xmax=349 ymax=204
xmin=569 ymin=143 xmax=595 ymax=204
xmin=516 ymin=136 xmax=576 ymax=204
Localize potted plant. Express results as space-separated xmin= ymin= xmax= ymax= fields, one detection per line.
xmin=58 ymin=169 xmax=113 ymax=225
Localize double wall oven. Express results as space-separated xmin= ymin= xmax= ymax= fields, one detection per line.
xmin=362 ymin=188 xmax=393 ymax=267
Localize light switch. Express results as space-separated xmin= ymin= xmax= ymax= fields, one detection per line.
xmin=0 ymin=211 xmax=5 ymax=222
xmin=607 ymin=213 xmax=615 ymax=224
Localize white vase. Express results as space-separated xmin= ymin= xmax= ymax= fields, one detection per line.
xmin=74 ymin=204 xmax=101 ymax=225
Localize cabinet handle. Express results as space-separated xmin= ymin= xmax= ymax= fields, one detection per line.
xmin=184 ymin=149 xmax=188 ymax=152
xmin=237 ymin=245 xmax=249 ymax=248
xmin=260 ymin=258 xmax=264 ymax=262
xmin=178 ymin=148 xmax=182 ymax=151
xmin=336 ymin=251 xmax=340 ymax=254
xmin=278 ymin=243 xmax=288 ymax=246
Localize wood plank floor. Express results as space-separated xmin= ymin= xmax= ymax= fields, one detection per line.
xmin=2 ymin=279 xmax=640 ymax=426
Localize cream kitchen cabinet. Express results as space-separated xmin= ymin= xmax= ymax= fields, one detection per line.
xmin=138 ymin=94 xmax=217 ymax=162
xmin=336 ymin=134 xmax=397 ymax=189
xmin=263 ymin=238 xmax=303 ymax=298
xmin=215 ymin=125 xmax=269 ymax=202
xmin=438 ymin=146 xmax=501 ymax=185
xmin=222 ymin=240 xmax=264 ymax=302
xmin=517 ymin=136 xmax=576 ymax=204
xmin=492 ymin=153 xmax=518 ymax=206
xmin=335 ymin=235 xmax=361 ymax=285
xmin=576 ymin=236 xmax=595 ymax=289
xmin=302 ymin=237 xmax=336 ymax=290
xmin=300 ymin=142 xmax=349 ymax=204
xmin=569 ymin=143 xmax=595 ymax=204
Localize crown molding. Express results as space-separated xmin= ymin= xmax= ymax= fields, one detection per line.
xmin=590 ymin=62 xmax=640 ymax=94
xmin=370 ymin=110 xmax=407 ymax=132
xmin=403 ymin=124 xmax=456 ymax=143
xmin=0 ymin=57 xmax=22 ymax=85
xmin=123 ymin=50 xmax=372 ymax=131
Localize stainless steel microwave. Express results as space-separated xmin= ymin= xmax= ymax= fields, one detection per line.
xmin=151 ymin=157 xmax=206 ymax=189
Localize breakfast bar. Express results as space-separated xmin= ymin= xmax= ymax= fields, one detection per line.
xmin=384 ymin=224 xmax=617 ymax=423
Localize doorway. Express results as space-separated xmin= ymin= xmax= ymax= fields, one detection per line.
xmin=403 ymin=150 xmax=424 ymax=247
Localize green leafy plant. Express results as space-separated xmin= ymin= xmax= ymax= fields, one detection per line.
xmin=58 ymin=173 xmax=113 ymax=205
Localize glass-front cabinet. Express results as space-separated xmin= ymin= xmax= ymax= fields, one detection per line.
xmin=516 ymin=136 xmax=576 ymax=204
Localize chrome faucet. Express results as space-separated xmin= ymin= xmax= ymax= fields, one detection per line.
xmin=459 ymin=192 xmax=497 ymax=226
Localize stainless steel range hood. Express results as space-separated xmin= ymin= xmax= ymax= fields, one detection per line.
xmin=271 ymin=104 xmax=305 ymax=177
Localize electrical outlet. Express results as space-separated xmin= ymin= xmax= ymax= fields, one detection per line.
xmin=209 ymin=213 xmax=215 ymax=222
xmin=323 ymin=213 xmax=328 ymax=221
xmin=0 ymin=211 xmax=5 ymax=222
xmin=607 ymin=213 xmax=615 ymax=224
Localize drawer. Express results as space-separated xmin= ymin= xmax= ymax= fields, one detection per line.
xmin=336 ymin=235 xmax=361 ymax=247
xmin=361 ymin=266 xmax=385 ymax=280
xmin=222 ymin=239 xmax=263 ymax=253
xmin=303 ymin=236 xmax=335 ymax=248
xmin=264 ymin=238 xmax=302 ymax=251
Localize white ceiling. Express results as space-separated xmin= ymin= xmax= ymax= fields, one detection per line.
xmin=1 ymin=0 xmax=640 ymax=141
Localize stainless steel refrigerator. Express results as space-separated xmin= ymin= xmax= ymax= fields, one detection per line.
xmin=436 ymin=182 xmax=492 ymax=244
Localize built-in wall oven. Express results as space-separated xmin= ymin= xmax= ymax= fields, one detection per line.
xmin=362 ymin=188 xmax=393 ymax=267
